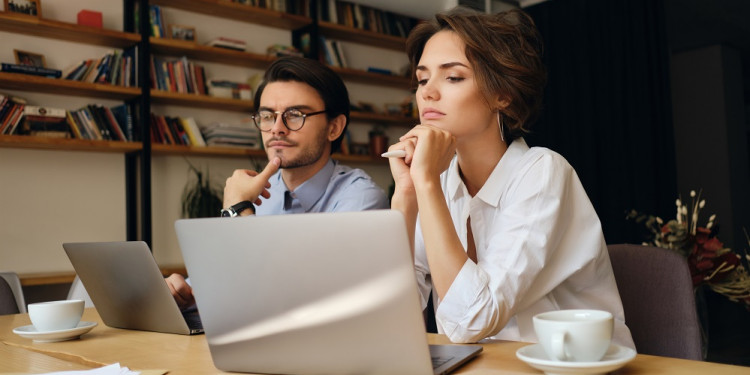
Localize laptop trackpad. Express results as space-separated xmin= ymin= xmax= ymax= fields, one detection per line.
xmin=430 ymin=344 xmax=483 ymax=375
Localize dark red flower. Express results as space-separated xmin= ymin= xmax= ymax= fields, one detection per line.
xmin=695 ymin=259 xmax=715 ymax=271
xmin=703 ymin=237 xmax=724 ymax=252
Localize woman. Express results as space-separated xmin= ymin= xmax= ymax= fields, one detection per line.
xmin=388 ymin=7 xmax=634 ymax=347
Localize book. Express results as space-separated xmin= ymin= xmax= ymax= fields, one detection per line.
xmin=180 ymin=117 xmax=206 ymax=146
xmin=207 ymin=80 xmax=252 ymax=100
xmin=66 ymin=110 xmax=85 ymax=139
xmin=110 ymin=104 xmax=133 ymax=141
xmin=78 ymin=107 xmax=103 ymax=140
xmin=207 ymin=37 xmax=247 ymax=52
xmin=3 ymin=104 xmax=26 ymax=135
xmin=1 ymin=103 xmax=24 ymax=134
xmin=323 ymin=38 xmax=341 ymax=67
xmin=103 ymin=106 xmax=127 ymax=141
xmin=86 ymin=105 xmax=113 ymax=140
xmin=0 ymin=63 xmax=62 ymax=78
xmin=20 ymin=105 xmax=68 ymax=136
xmin=266 ymin=44 xmax=302 ymax=57
xmin=319 ymin=36 xmax=335 ymax=66
xmin=331 ymin=40 xmax=347 ymax=68
xmin=65 ymin=60 xmax=91 ymax=81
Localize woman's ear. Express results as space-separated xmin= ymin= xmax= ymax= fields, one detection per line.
xmin=327 ymin=114 xmax=347 ymax=142
xmin=495 ymin=97 xmax=511 ymax=111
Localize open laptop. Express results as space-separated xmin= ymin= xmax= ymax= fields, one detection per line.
xmin=175 ymin=210 xmax=482 ymax=375
xmin=62 ymin=241 xmax=203 ymax=335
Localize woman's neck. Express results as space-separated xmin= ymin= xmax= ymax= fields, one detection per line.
xmin=456 ymin=133 xmax=507 ymax=197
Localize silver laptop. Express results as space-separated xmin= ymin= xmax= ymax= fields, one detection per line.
xmin=63 ymin=241 xmax=203 ymax=335
xmin=175 ymin=210 xmax=482 ymax=375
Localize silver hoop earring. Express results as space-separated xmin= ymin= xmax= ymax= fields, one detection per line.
xmin=497 ymin=111 xmax=505 ymax=143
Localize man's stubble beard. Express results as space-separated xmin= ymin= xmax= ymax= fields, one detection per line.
xmin=268 ymin=130 xmax=329 ymax=169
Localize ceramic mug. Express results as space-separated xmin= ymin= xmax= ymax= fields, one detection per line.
xmin=533 ymin=309 xmax=613 ymax=362
xmin=28 ymin=300 xmax=84 ymax=332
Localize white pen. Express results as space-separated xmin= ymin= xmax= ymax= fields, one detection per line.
xmin=381 ymin=150 xmax=407 ymax=158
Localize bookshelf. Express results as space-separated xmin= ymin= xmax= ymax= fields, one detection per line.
xmin=1 ymin=0 xmax=415 ymax=273
xmin=318 ymin=21 xmax=406 ymax=51
xmin=0 ymin=2 xmax=145 ymax=269
xmin=0 ymin=134 xmax=140 ymax=153
xmin=145 ymin=0 xmax=416 ymax=154
xmin=0 ymin=72 xmax=141 ymax=100
xmin=0 ymin=12 xmax=140 ymax=48
xmin=150 ymin=0 xmax=310 ymax=30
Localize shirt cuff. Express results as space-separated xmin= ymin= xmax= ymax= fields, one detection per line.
xmin=436 ymin=259 xmax=490 ymax=341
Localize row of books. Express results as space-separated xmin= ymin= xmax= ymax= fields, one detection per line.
xmin=150 ymin=114 xmax=205 ymax=146
xmin=319 ymin=37 xmax=348 ymax=68
xmin=0 ymin=94 xmax=28 ymax=136
xmin=150 ymin=115 xmax=261 ymax=149
xmin=62 ymin=47 xmax=138 ymax=87
xmin=150 ymin=56 xmax=208 ymax=95
xmin=133 ymin=4 xmax=169 ymax=38
xmin=207 ymin=80 xmax=252 ymax=100
xmin=0 ymin=94 xmax=136 ymax=141
xmin=68 ymin=104 xmax=135 ymax=142
xmin=317 ymin=0 xmax=419 ymax=38
xmin=202 ymin=122 xmax=261 ymax=148
xmin=230 ymin=0 xmax=309 ymax=16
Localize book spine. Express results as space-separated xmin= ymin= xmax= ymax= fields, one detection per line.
xmin=103 ymin=106 xmax=127 ymax=141
xmin=1 ymin=63 xmax=62 ymax=78
xmin=66 ymin=111 xmax=84 ymax=139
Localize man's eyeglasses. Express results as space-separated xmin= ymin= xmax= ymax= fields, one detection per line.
xmin=251 ymin=108 xmax=327 ymax=132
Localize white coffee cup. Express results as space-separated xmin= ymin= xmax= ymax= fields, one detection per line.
xmin=28 ymin=300 xmax=85 ymax=332
xmin=533 ymin=309 xmax=613 ymax=362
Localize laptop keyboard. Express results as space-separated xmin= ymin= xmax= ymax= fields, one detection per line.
xmin=432 ymin=355 xmax=454 ymax=369
xmin=183 ymin=310 xmax=203 ymax=330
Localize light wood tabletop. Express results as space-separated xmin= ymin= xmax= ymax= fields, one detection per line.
xmin=1 ymin=308 xmax=748 ymax=374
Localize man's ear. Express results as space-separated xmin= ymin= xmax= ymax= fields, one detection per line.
xmin=327 ymin=114 xmax=347 ymax=142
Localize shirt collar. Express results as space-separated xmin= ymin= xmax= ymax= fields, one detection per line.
xmin=284 ymin=158 xmax=336 ymax=212
xmin=446 ymin=138 xmax=530 ymax=207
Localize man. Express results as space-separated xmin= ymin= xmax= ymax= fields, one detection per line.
xmin=166 ymin=57 xmax=389 ymax=309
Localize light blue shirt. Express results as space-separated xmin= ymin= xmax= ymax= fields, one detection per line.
xmin=182 ymin=159 xmax=388 ymax=305
xmin=254 ymin=158 xmax=389 ymax=215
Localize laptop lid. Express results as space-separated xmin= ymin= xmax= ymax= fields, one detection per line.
xmin=63 ymin=241 xmax=202 ymax=335
xmin=175 ymin=210 xmax=481 ymax=375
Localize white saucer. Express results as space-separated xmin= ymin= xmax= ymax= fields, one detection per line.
xmin=13 ymin=321 xmax=98 ymax=343
xmin=516 ymin=343 xmax=636 ymax=375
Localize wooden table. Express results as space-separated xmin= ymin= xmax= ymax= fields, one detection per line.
xmin=1 ymin=308 xmax=747 ymax=374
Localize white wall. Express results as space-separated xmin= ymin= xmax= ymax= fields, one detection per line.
xmin=1 ymin=0 xmax=410 ymax=273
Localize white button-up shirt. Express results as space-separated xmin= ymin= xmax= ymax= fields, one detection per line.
xmin=414 ymin=138 xmax=634 ymax=348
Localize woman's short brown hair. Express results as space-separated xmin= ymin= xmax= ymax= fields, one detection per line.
xmin=406 ymin=7 xmax=547 ymax=139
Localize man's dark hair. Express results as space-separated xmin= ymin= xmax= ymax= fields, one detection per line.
xmin=254 ymin=56 xmax=350 ymax=154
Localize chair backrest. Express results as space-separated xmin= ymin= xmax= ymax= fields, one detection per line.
xmin=0 ymin=271 xmax=26 ymax=314
xmin=67 ymin=275 xmax=95 ymax=308
xmin=607 ymin=244 xmax=703 ymax=360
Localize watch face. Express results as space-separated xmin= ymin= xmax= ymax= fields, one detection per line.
xmin=220 ymin=209 xmax=233 ymax=217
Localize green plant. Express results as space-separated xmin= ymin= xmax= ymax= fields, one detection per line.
xmin=181 ymin=161 xmax=223 ymax=218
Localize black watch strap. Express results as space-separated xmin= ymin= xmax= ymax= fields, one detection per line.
xmin=220 ymin=200 xmax=255 ymax=217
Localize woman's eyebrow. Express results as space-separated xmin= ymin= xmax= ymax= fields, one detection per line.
xmin=416 ymin=61 xmax=469 ymax=72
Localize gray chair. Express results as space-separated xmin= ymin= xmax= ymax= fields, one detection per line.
xmin=607 ymin=244 xmax=703 ymax=360
xmin=67 ymin=275 xmax=95 ymax=308
xmin=0 ymin=271 xmax=26 ymax=314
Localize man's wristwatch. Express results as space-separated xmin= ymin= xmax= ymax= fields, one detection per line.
xmin=220 ymin=201 xmax=255 ymax=217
